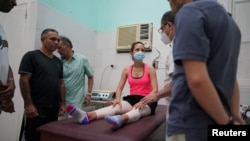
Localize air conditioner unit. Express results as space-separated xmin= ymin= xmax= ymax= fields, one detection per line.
xmin=116 ymin=23 xmax=153 ymax=53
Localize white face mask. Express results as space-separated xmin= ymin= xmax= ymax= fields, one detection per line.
xmin=160 ymin=32 xmax=171 ymax=45
xmin=133 ymin=51 xmax=145 ymax=61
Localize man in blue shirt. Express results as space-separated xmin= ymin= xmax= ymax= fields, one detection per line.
xmin=57 ymin=36 xmax=94 ymax=118
xmin=167 ymin=0 xmax=245 ymax=141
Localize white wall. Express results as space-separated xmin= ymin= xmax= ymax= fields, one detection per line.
xmin=231 ymin=0 xmax=250 ymax=105
xmin=0 ymin=0 xmax=249 ymax=141
xmin=218 ymin=0 xmax=231 ymax=12
xmin=34 ymin=2 xmax=97 ymax=62
xmin=219 ymin=0 xmax=250 ymax=105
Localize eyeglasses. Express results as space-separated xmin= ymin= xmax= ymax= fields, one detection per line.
xmin=158 ymin=23 xmax=167 ymax=33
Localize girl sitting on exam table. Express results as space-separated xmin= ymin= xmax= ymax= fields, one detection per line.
xmin=67 ymin=41 xmax=158 ymax=129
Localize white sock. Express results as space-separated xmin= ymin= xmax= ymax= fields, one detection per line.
xmin=105 ymin=115 xmax=123 ymax=129
xmin=66 ymin=104 xmax=89 ymax=124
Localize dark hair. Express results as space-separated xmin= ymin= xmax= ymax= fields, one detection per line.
xmin=60 ymin=36 xmax=73 ymax=48
xmin=161 ymin=11 xmax=175 ymax=25
xmin=131 ymin=41 xmax=144 ymax=52
xmin=41 ymin=28 xmax=58 ymax=40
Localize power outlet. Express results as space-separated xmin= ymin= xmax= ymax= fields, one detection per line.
xmin=111 ymin=64 xmax=117 ymax=69
xmin=152 ymin=61 xmax=159 ymax=69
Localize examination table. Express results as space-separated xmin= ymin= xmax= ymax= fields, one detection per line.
xmin=37 ymin=105 xmax=166 ymax=141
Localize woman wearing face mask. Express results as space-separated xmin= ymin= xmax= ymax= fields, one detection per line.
xmin=65 ymin=41 xmax=159 ymax=129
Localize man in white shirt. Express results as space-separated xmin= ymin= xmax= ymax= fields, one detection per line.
xmin=141 ymin=10 xmax=176 ymax=141
xmin=0 ymin=0 xmax=17 ymax=114
xmin=141 ymin=10 xmax=175 ymax=107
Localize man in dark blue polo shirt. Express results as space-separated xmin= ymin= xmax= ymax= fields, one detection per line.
xmin=167 ymin=0 xmax=245 ymax=141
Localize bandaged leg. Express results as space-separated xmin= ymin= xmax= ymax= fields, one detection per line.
xmin=126 ymin=105 xmax=151 ymax=123
xmin=105 ymin=105 xmax=151 ymax=129
xmin=95 ymin=101 xmax=132 ymax=119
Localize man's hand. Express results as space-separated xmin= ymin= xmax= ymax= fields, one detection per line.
xmin=0 ymin=81 xmax=15 ymax=113
xmin=24 ymin=104 xmax=39 ymax=118
xmin=0 ymin=81 xmax=15 ymax=101
xmin=58 ymin=104 xmax=66 ymax=116
xmin=234 ymin=115 xmax=246 ymax=125
xmin=141 ymin=93 xmax=159 ymax=105
xmin=84 ymin=94 xmax=91 ymax=106
xmin=1 ymin=100 xmax=15 ymax=113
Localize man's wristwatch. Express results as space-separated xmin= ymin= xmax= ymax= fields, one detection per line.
xmin=86 ymin=93 xmax=91 ymax=96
